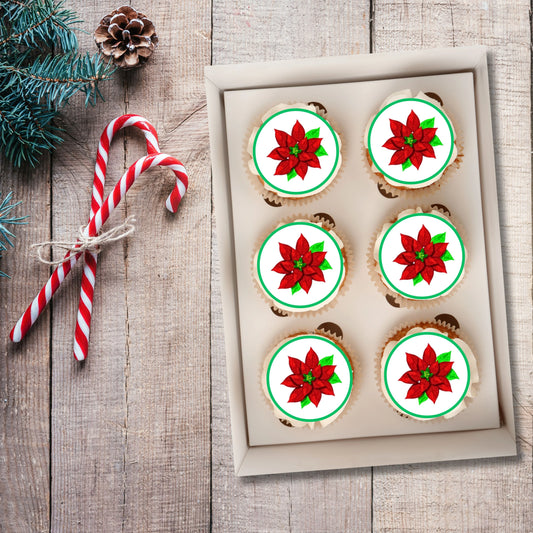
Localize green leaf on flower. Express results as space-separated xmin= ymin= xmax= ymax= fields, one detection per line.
xmin=301 ymin=396 xmax=311 ymax=408
xmin=437 ymin=351 xmax=451 ymax=363
xmin=315 ymin=145 xmax=328 ymax=157
xmin=309 ymin=241 xmax=324 ymax=252
xmin=430 ymin=135 xmax=443 ymax=147
xmin=413 ymin=273 xmax=423 ymax=286
xmin=418 ymin=392 xmax=429 ymax=405
xmin=319 ymin=259 xmax=332 ymax=270
xmin=441 ymin=250 xmax=454 ymax=261
xmin=420 ymin=117 xmax=435 ymax=129
xmin=287 ymin=168 xmax=297 ymax=180
xmin=329 ymin=373 xmax=342 ymax=384
xmin=402 ymin=159 xmax=412 ymax=171
xmin=319 ymin=355 xmax=334 ymax=366
xmin=431 ymin=232 xmax=446 ymax=243
xmin=291 ymin=283 xmax=301 ymax=295
xmin=305 ymin=127 xmax=320 ymax=139
xmin=447 ymin=369 xmax=459 ymax=380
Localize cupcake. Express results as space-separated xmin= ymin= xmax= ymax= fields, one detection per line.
xmin=364 ymin=90 xmax=457 ymax=190
xmin=254 ymin=216 xmax=347 ymax=314
xmin=262 ymin=326 xmax=354 ymax=428
xmin=379 ymin=322 xmax=479 ymax=420
xmin=248 ymin=103 xmax=342 ymax=199
xmin=372 ymin=207 xmax=466 ymax=305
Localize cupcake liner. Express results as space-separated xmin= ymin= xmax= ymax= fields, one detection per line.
xmin=244 ymin=102 xmax=345 ymax=207
xmin=259 ymin=324 xmax=361 ymax=430
xmin=366 ymin=205 xmax=470 ymax=309
xmin=374 ymin=319 xmax=480 ymax=423
xmin=252 ymin=213 xmax=354 ymax=318
xmin=362 ymin=91 xmax=464 ymax=200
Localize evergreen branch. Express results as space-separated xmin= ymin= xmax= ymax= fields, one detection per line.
xmin=0 ymin=191 xmax=28 ymax=278
xmin=0 ymin=0 xmax=79 ymax=53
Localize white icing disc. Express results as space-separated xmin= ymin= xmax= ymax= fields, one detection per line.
xmin=378 ymin=213 xmax=465 ymax=300
xmin=266 ymin=334 xmax=353 ymax=423
xmin=382 ymin=331 xmax=471 ymax=419
xmin=252 ymin=108 xmax=340 ymax=196
xmin=368 ymin=98 xmax=454 ymax=186
xmin=256 ymin=221 xmax=344 ymax=311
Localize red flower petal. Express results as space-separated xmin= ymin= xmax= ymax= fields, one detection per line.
xmin=279 ymin=243 xmax=294 ymax=260
xmin=437 ymin=377 xmax=452 ymax=392
xmin=399 ymin=370 xmax=420 ymax=384
xmin=413 ymin=127 xmax=423 ymax=141
xmin=299 ymin=274 xmax=313 ymax=294
xmin=314 ymin=379 xmax=334 ymax=395
xmin=423 ymin=344 xmax=437 ymax=365
xmin=417 ymin=225 xmax=431 ymax=246
xmin=437 ymin=361 xmax=454 ymax=377
xmin=298 ymin=137 xmax=308 ymax=151
xmin=267 ymin=147 xmax=290 ymax=160
xmin=390 ymin=149 xmax=408 ymax=166
xmin=295 ymin=160 xmax=308 ymax=179
xmin=293 ymin=268 xmax=303 ymax=283
xmin=296 ymin=234 xmax=309 ymax=255
xmin=389 ymin=119 xmax=404 ymax=137
xmin=272 ymin=260 xmax=294 ymax=274
xmin=406 ymin=381 xmax=429 ymax=399
xmin=288 ymin=383 xmax=312 ymax=403
xmin=424 ymin=242 xmax=435 ymax=256
xmin=420 ymin=265 xmax=435 ymax=284
xmin=321 ymin=365 xmax=336 ymax=380
xmin=410 ymin=151 xmax=423 ymax=169
xmin=274 ymin=129 xmax=289 ymax=147
xmin=303 ymin=265 xmax=325 ymax=282
xmin=406 ymin=353 xmax=423 ymax=371
xmin=291 ymin=120 xmax=305 ymax=142
xmin=275 ymin=158 xmax=297 ymax=175
xmin=300 ymin=152 xmax=320 ymax=168
xmin=309 ymin=251 xmax=327 ymax=266
xmin=406 ymin=110 xmax=420 ymax=131
xmin=307 ymin=137 xmax=322 ymax=153
xmin=420 ymin=143 xmax=436 ymax=158
xmin=426 ymin=384 xmax=440 ymax=403
xmin=281 ymin=374 xmax=304 ymax=387
xmin=308 ymin=388 xmax=323 ymax=407
xmin=312 ymin=365 xmax=322 ymax=379
xmin=288 ymin=356 xmax=302 ymax=375
xmin=425 ymin=257 xmax=446 ymax=273
xmin=279 ymin=273 xmax=297 ymax=289
xmin=305 ymin=348 xmax=319 ymax=369
xmin=421 ymin=127 xmax=437 ymax=142
xmin=401 ymin=234 xmax=415 ymax=252
xmin=394 ymin=252 xmax=416 ymax=265
xmin=400 ymin=262 xmax=424 ymax=280
xmin=429 ymin=361 xmax=439 ymax=374
xmin=383 ymin=137 xmax=406 ymax=150
xmin=433 ymin=242 xmax=448 ymax=258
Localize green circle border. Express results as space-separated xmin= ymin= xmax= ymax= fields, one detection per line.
xmin=257 ymin=221 xmax=345 ymax=309
xmin=252 ymin=108 xmax=340 ymax=195
xmin=367 ymin=98 xmax=455 ymax=185
xmin=266 ymin=334 xmax=354 ymax=423
xmin=383 ymin=332 xmax=471 ymax=419
xmin=378 ymin=213 xmax=466 ymax=300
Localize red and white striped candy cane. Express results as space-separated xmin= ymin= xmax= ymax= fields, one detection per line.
xmin=10 ymin=152 xmax=188 ymax=352
xmin=75 ymin=115 xmax=161 ymax=360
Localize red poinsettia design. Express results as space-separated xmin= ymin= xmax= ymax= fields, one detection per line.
xmin=281 ymin=347 xmax=337 ymax=407
xmin=394 ymin=225 xmax=451 ymax=286
xmin=399 ymin=343 xmax=457 ymax=404
xmin=267 ymin=120 xmax=326 ymax=180
xmin=383 ymin=110 xmax=439 ymax=170
xmin=272 ymin=233 xmax=330 ymax=294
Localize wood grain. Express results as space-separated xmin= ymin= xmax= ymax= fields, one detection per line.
xmin=210 ymin=2 xmax=373 ymax=532
xmin=371 ymin=1 xmax=532 ymax=531
xmin=0 ymin=163 xmax=51 ymax=532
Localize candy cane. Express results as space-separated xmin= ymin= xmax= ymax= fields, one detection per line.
xmin=75 ymin=115 xmax=161 ymax=361
xmin=10 ymin=152 xmax=188 ymax=353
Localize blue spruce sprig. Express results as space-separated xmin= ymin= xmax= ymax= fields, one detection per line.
xmin=0 ymin=0 xmax=115 ymax=168
xmin=0 ymin=191 xmax=28 ymax=278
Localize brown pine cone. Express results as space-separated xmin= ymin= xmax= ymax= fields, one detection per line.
xmin=94 ymin=6 xmax=158 ymax=69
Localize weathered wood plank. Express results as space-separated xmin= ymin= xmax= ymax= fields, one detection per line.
xmin=50 ymin=1 xmax=129 ymax=531
xmin=119 ymin=1 xmax=212 ymax=531
xmin=371 ymin=1 xmax=532 ymax=531
xmin=0 ymin=164 xmax=51 ymax=532
xmin=211 ymin=2 xmax=373 ymax=532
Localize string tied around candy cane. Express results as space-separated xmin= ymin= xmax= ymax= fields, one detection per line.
xmin=31 ymin=215 xmax=136 ymax=266
xmin=10 ymin=115 xmax=189 ymax=363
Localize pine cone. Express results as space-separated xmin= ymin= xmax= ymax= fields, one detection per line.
xmin=94 ymin=6 xmax=158 ymax=69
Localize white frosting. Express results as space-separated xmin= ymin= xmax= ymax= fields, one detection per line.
xmin=381 ymin=327 xmax=479 ymax=420
xmin=262 ymin=334 xmax=353 ymax=429
xmin=255 ymin=219 xmax=345 ymax=312
xmin=248 ymin=103 xmax=342 ymax=198
xmin=364 ymin=90 xmax=457 ymax=189
xmin=374 ymin=208 xmax=466 ymax=300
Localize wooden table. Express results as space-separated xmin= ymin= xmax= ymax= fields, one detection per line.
xmin=1 ymin=1 xmax=531 ymax=531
